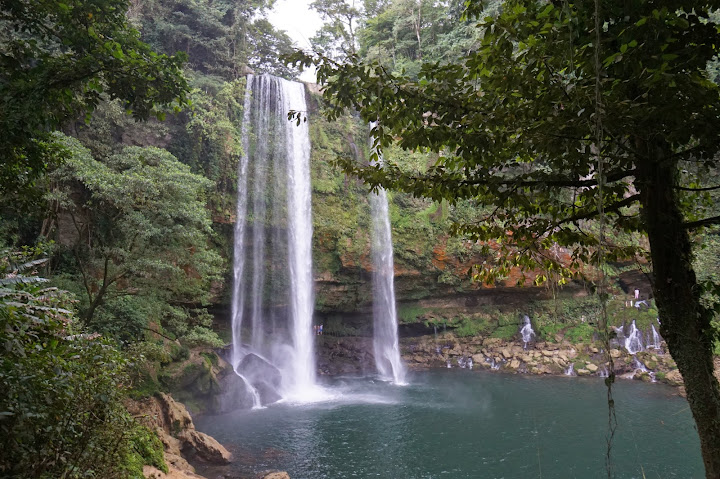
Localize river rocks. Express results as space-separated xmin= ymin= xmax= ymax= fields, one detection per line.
xmin=157 ymin=349 xmax=234 ymax=415
xmin=179 ymin=430 xmax=232 ymax=464
xmin=236 ymin=353 xmax=283 ymax=405
xmin=261 ymin=472 xmax=291 ymax=479
xmin=399 ymin=328 xmax=681 ymax=387
xmin=664 ymin=369 xmax=684 ymax=387
xmin=552 ymin=357 xmax=566 ymax=368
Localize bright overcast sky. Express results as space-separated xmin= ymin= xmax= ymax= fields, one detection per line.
xmin=268 ymin=0 xmax=323 ymax=82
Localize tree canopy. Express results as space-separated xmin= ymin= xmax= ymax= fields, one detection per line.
xmin=0 ymin=0 xmax=190 ymax=196
xmin=132 ymin=0 xmax=297 ymax=86
xmin=288 ymin=0 xmax=720 ymax=475
xmin=46 ymin=133 xmax=222 ymax=336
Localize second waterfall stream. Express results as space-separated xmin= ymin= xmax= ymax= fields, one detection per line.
xmin=369 ymin=139 xmax=407 ymax=385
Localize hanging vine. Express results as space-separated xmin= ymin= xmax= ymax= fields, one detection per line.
xmin=591 ymin=0 xmax=617 ymax=476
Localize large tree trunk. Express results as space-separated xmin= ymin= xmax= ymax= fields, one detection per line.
xmin=636 ymin=144 xmax=720 ymax=478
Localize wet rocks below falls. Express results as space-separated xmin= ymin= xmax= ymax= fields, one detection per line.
xmin=316 ymin=336 xmax=377 ymax=376
xmin=401 ymin=334 xmax=685 ymax=386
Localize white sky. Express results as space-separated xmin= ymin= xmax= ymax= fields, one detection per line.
xmin=268 ymin=0 xmax=323 ymax=82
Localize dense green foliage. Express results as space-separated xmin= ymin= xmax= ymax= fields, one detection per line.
xmin=310 ymin=0 xmax=362 ymax=60
xmin=132 ymin=0 xmax=296 ymax=87
xmin=310 ymin=0 xmax=503 ymax=76
xmin=0 ymin=1 xmax=298 ymax=474
xmin=0 ymin=252 xmax=166 ymax=478
xmin=46 ymin=133 xmax=223 ymax=341
xmin=292 ymin=0 xmax=720 ymax=280
xmin=0 ymin=0 xmax=189 ymax=196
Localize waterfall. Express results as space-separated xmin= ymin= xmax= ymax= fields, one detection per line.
xmin=520 ymin=315 xmax=535 ymax=348
xmin=230 ymin=74 xmax=317 ymax=405
xmin=367 ymin=130 xmax=406 ymax=385
xmin=632 ymin=357 xmax=656 ymax=381
xmin=649 ymin=322 xmax=662 ymax=350
xmin=236 ymin=373 xmax=263 ymax=409
xmin=624 ymin=320 xmax=644 ymax=355
xmin=564 ymin=363 xmax=575 ymax=376
xmin=369 ymin=186 xmax=407 ymax=384
xmin=230 ymin=78 xmax=253 ymax=371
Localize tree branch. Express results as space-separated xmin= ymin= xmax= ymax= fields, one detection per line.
xmin=557 ymin=194 xmax=641 ymax=226
xmin=456 ymin=168 xmax=634 ymax=188
xmin=683 ymin=215 xmax=720 ymax=231
xmin=675 ymin=185 xmax=720 ymax=192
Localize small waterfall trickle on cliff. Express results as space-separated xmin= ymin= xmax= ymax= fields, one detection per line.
xmin=624 ymin=320 xmax=644 ymax=355
xmin=649 ymin=321 xmax=663 ymax=350
xmin=369 ymin=138 xmax=406 ymax=385
xmin=520 ymin=315 xmax=535 ymax=348
xmin=230 ymin=74 xmax=318 ymax=405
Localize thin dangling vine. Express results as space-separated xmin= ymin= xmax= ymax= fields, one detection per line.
xmin=592 ymin=0 xmax=617 ymax=477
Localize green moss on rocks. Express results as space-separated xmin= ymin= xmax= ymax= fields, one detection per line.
xmin=125 ymin=425 xmax=168 ymax=476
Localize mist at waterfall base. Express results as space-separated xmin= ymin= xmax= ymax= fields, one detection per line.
xmin=197 ymin=370 xmax=701 ymax=478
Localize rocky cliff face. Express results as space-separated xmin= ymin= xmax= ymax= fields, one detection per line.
xmin=312 ymin=229 xmax=575 ymax=313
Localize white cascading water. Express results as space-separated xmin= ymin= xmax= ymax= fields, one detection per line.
xmin=284 ymin=77 xmax=317 ymax=397
xmin=368 ymin=140 xmax=406 ymax=385
xmin=231 ymin=74 xmax=317 ymax=406
xmin=624 ymin=320 xmax=644 ymax=354
xmin=229 ymin=78 xmax=262 ymax=409
xmin=520 ymin=315 xmax=536 ymax=348
xmin=649 ymin=322 xmax=662 ymax=350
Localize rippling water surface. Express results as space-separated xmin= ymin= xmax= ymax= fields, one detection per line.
xmin=195 ymin=370 xmax=702 ymax=478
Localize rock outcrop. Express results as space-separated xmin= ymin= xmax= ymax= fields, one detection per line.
xmin=158 ymin=350 xmax=234 ymax=415
xmin=127 ymin=393 xmax=232 ymax=479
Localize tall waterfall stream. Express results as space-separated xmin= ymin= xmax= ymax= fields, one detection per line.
xmin=230 ymin=74 xmax=318 ymax=405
